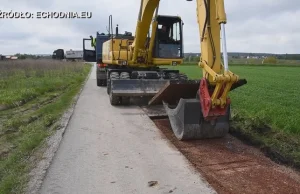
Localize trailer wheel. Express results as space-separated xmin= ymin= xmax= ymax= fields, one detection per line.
xmin=107 ymin=80 xmax=110 ymax=94
xmin=179 ymin=73 xmax=188 ymax=80
xmin=107 ymin=72 xmax=119 ymax=94
xmin=168 ymin=72 xmax=179 ymax=80
xmin=119 ymin=72 xmax=131 ymax=105
xmin=97 ymin=79 xmax=102 ymax=86
xmin=96 ymin=70 xmax=107 ymax=87
xmin=109 ymin=72 xmax=120 ymax=105
xmin=103 ymin=79 xmax=107 ymax=86
xmin=121 ymin=97 xmax=130 ymax=105
xmin=120 ymin=72 xmax=130 ymax=79
xmin=97 ymin=79 xmax=107 ymax=86
xmin=109 ymin=92 xmax=120 ymax=105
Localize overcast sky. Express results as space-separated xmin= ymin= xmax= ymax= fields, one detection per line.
xmin=0 ymin=0 xmax=299 ymax=55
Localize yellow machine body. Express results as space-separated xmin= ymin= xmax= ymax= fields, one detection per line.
xmin=102 ymin=38 xmax=183 ymax=67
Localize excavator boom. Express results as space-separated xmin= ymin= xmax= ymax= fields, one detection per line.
xmin=131 ymin=0 xmax=160 ymax=64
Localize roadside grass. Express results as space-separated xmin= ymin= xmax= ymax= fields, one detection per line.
xmin=0 ymin=59 xmax=91 ymax=193
xmin=164 ymin=64 xmax=300 ymax=169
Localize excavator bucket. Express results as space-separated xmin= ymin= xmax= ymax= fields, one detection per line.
xmin=149 ymin=79 xmax=231 ymax=140
xmin=162 ymin=99 xmax=230 ymax=140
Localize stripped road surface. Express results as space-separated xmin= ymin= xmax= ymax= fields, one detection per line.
xmin=39 ymin=64 xmax=216 ymax=194
xmin=154 ymin=119 xmax=300 ymax=194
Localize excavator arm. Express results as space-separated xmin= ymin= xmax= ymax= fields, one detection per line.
xmin=130 ymin=0 xmax=160 ymax=64
xmin=195 ymin=0 xmax=241 ymax=119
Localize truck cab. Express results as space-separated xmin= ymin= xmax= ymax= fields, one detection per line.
xmin=83 ymin=32 xmax=110 ymax=63
xmin=52 ymin=49 xmax=65 ymax=60
xmin=83 ymin=32 xmax=111 ymax=86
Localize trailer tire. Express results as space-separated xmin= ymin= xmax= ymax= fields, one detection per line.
xmin=110 ymin=72 xmax=120 ymax=79
xmin=107 ymin=80 xmax=110 ymax=94
xmin=118 ymin=72 xmax=131 ymax=105
xmin=168 ymin=72 xmax=179 ymax=80
xmin=120 ymin=72 xmax=130 ymax=79
xmin=97 ymin=79 xmax=107 ymax=86
xmin=179 ymin=73 xmax=188 ymax=80
xmin=107 ymin=72 xmax=119 ymax=94
xmin=108 ymin=72 xmax=120 ymax=105
xmin=97 ymin=79 xmax=102 ymax=86
xmin=109 ymin=92 xmax=120 ymax=105
xmin=103 ymin=79 xmax=107 ymax=86
xmin=121 ymin=97 xmax=130 ymax=105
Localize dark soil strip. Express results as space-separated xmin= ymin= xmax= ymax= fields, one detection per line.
xmin=153 ymin=119 xmax=300 ymax=194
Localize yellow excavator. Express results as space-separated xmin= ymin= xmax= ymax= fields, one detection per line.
xmin=83 ymin=0 xmax=247 ymax=140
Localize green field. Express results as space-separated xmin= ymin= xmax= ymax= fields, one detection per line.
xmin=184 ymin=58 xmax=300 ymax=66
xmin=0 ymin=59 xmax=91 ymax=193
xmin=165 ymin=64 xmax=300 ymax=168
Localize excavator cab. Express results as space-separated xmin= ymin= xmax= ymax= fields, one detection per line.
xmin=153 ymin=15 xmax=183 ymax=59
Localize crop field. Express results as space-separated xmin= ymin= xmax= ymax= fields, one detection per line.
xmin=164 ymin=64 xmax=300 ymax=169
xmin=0 ymin=59 xmax=91 ymax=193
xmin=227 ymin=58 xmax=300 ymax=66
xmin=184 ymin=58 xmax=300 ymax=66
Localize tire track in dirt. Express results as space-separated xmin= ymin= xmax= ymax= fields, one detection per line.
xmin=153 ymin=119 xmax=300 ymax=194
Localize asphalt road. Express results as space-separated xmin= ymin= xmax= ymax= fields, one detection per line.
xmin=39 ymin=64 xmax=216 ymax=194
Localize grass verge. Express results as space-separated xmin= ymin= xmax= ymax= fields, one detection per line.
xmin=0 ymin=59 xmax=91 ymax=193
xmin=164 ymin=64 xmax=300 ymax=169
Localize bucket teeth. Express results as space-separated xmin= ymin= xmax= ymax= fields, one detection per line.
xmin=163 ymin=98 xmax=230 ymax=140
